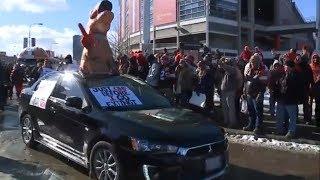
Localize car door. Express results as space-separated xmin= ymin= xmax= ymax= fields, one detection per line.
xmin=45 ymin=74 xmax=90 ymax=152
xmin=28 ymin=73 xmax=60 ymax=135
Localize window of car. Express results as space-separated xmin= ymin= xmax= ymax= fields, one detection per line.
xmin=86 ymin=75 xmax=172 ymax=111
xmin=51 ymin=73 xmax=88 ymax=108
xmin=33 ymin=72 xmax=60 ymax=91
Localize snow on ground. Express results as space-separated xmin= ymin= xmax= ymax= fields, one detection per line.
xmin=227 ymin=134 xmax=320 ymax=154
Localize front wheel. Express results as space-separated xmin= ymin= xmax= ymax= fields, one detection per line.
xmin=89 ymin=141 xmax=124 ymax=180
xmin=21 ymin=114 xmax=38 ymax=148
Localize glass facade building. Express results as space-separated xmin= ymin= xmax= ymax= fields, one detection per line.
xmin=180 ymin=0 xmax=206 ymax=21
xmin=179 ymin=0 xmax=238 ymax=21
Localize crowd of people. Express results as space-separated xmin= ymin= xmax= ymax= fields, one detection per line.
xmin=0 ymin=54 xmax=76 ymax=110
xmin=0 ymin=45 xmax=319 ymax=139
xmin=116 ymin=45 xmax=320 ymax=139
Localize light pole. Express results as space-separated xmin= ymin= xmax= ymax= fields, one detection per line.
xmin=205 ymin=0 xmax=211 ymax=48
xmin=176 ymin=0 xmax=180 ymax=49
xmin=28 ymin=23 xmax=43 ymax=47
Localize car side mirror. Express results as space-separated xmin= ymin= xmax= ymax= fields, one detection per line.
xmin=65 ymin=96 xmax=83 ymax=109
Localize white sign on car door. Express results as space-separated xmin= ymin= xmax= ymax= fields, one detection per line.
xmin=29 ymin=80 xmax=57 ymax=109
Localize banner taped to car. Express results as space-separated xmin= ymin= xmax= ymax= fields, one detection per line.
xmin=90 ymin=86 xmax=142 ymax=107
xmin=29 ymin=80 xmax=57 ymax=109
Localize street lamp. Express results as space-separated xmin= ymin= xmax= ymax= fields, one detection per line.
xmin=28 ymin=23 xmax=43 ymax=47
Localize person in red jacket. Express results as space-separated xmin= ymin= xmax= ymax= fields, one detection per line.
xmin=240 ymin=46 xmax=252 ymax=63
xmin=174 ymin=49 xmax=184 ymax=66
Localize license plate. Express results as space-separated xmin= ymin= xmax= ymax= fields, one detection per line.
xmin=205 ymin=156 xmax=222 ymax=172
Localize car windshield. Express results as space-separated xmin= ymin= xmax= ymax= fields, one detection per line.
xmin=85 ymin=75 xmax=172 ymax=111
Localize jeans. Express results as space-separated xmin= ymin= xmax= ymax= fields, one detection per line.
xmin=221 ymin=91 xmax=237 ymax=127
xmin=269 ymin=93 xmax=276 ymax=116
xmin=246 ymin=93 xmax=264 ymax=129
xmin=276 ymin=103 xmax=298 ymax=134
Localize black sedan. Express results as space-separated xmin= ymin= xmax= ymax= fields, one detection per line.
xmin=19 ymin=72 xmax=228 ymax=180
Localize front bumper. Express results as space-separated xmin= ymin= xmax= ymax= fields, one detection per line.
xmin=119 ymin=147 xmax=229 ymax=180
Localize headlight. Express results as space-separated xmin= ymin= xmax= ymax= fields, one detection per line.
xmin=131 ymin=138 xmax=178 ymax=153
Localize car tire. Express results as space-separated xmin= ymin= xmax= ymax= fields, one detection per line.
xmin=21 ymin=114 xmax=38 ymax=148
xmin=89 ymin=141 xmax=124 ymax=180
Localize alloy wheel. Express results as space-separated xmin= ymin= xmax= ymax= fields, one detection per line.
xmin=94 ymin=149 xmax=118 ymax=180
xmin=22 ymin=117 xmax=32 ymax=143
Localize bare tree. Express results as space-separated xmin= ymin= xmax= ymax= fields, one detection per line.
xmin=108 ymin=23 xmax=123 ymax=58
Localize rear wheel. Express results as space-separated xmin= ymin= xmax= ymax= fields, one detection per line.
xmin=89 ymin=141 xmax=124 ymax=180
xmin=21 ymin=114 xmax=38 ymax=148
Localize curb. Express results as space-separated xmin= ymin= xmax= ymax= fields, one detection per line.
xmin=224 ymin=128 xmax=320 ymax=146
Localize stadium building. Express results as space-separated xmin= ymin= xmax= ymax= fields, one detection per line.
xmin=119 ymin=0 xmax=320 ymax=57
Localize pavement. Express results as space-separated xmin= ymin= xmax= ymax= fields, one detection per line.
xmin=0 ymin=97 xmax=319 ymax=180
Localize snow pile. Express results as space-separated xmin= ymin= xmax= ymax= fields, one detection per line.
xmin=227 ymin=134 xmax=320 ymax=154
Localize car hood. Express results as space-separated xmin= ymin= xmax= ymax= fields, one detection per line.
xmin=96 ymin=108 xmax=225 ymax=147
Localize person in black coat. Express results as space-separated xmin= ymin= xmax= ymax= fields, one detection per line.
xmin=276 ymin=60 xmax=303 ymax=139
xmin=295 ymin=55 xmax=314 ymax=124
xmin=196 ymin=61 xmax=214 ymax=113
